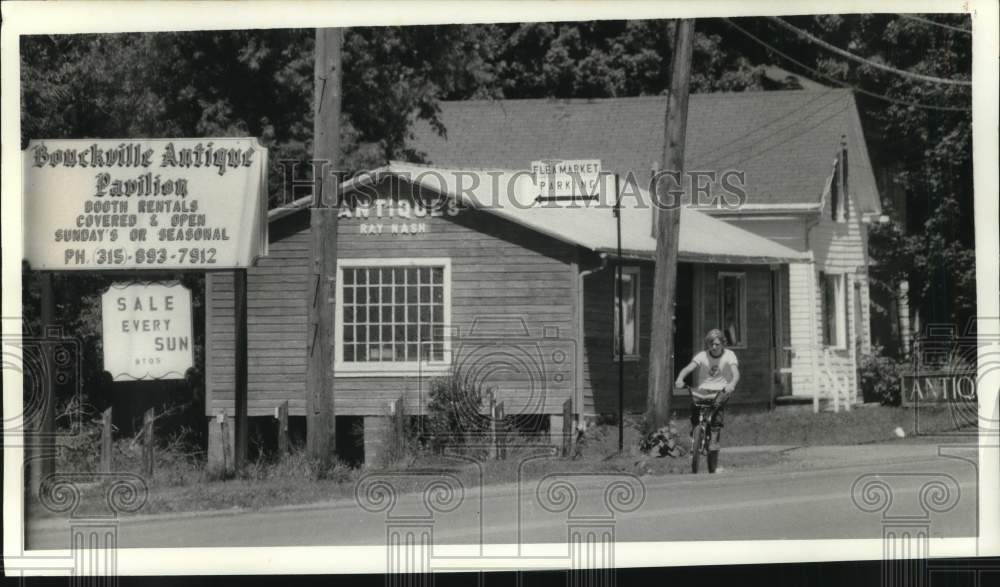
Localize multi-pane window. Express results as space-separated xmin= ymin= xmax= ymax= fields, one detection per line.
xmin=718 ymin=272 xmax=746 ymax=347
xmin=338 ymin=261 xmax=449 ymax=370
xmin=612 ymin=266 xmax=639 ymax=359
xmin=821 ymin=272 xmax=847 ymax=348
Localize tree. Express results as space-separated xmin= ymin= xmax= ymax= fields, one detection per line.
xmin=718 ymin=15 xmax=974 ymax=334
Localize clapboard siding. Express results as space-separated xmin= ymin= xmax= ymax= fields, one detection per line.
xmin=580 ymin=263 xmax=654 ymax=415
xmin=811 ymin=186 xmax=866 ymax=270
xmin=696 ymin=264 xmax=774 ymax=404
xmin=580 ymin=262 xmax=777 ymax=416
xmin=207 ymin=179 xmax=577 ymax=418
xmin=786 ymin=184 xmax=870 ymax=401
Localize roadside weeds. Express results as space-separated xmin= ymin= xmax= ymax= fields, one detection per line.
xmin=29 ymin=404 xmax=976 ymax=520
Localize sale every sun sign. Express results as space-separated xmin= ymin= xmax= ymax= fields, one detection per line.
xmin=101 ymin=282 xmax=193 ymax=381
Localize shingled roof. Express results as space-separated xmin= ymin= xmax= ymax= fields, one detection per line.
xmin=332 ymin=162 xmax=809 ymax=264
xmin=407 ymin=89 xmax=880 ymax=214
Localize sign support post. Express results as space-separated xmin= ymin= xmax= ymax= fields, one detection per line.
xmin=234 ymin=268 xmax=249 ymax=468
xmin=647 ymin=19 xmax=695 ymax=431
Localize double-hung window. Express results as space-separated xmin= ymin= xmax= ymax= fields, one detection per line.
xmin=717 ymin=272 xmax=746 ymax=348
xmin=820 ymin=271 xmax=847 ymax=349
xmin=612 ymin=266 xmax=640 ymax=360
xmin=336 ymin=258 xmax=451 ymax=374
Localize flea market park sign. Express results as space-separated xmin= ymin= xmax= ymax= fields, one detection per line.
xmin=23 ymin=138 xmax=268 ymax=270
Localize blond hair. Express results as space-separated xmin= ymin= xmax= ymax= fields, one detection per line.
xmin=703 ymin=329 xmax=726 ymax=350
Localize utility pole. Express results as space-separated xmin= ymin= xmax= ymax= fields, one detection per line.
xmin=306 ymin=28 xmax=343 ymax=461
xmin=646 ymin=19 xmax=695 ymax=431
xmin=613 ymin=174 xmax=624 ymax=454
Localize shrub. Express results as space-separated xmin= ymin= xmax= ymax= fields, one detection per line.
xmin=858 ymin=345 xmax=909 ymax=405
xmin=423 ymin=369 xmax=491 ymax=453
xmin=639 ymin=421 xmax=686 ymax=458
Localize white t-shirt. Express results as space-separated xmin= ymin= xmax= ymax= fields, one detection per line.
xmin=691 ymin=349 xmax=739 ymax=391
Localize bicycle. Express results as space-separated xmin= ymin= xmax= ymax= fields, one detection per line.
xmin=680 ymin=385 xmax=726 ymax=474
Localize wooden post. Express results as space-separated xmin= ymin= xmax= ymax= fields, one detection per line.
xmin=221 ymin=417 xmax=232 ymax=473
xmin=392 ymin=397 xmax=405 ymax=461
xmin=142 ymin=408 xmax=155 ymax=479
xmin=561 ymin=398 xmax=573 ymax=458
xmin=646 ymin=19 xmax=695 ymax=431
xmin=100 ymin=407 xmax=113 ymax=473
xmin=277 ymin=401 xmax=289 ymax=455
xmin=769 ymin=266 xmax=779 ymax=411
xmin=234 ymin=268 xmax=249 ymax=469
xmin=306 ymin=27 xmax=343 ymax=462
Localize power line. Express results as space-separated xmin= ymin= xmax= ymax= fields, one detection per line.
xmin=722 ymin=18 xmax=971 ymax=113
xmin=697 ymin=101 xmax=849 ymax=171
xmin=767 ymin=16 xmax=972 ymax=87
xmin=688 ymin=90 xmax=839 ymax=161
xmin=898 ymin=14 xmax=972 ymax=35
xmin=691 ymin=91 xmax=846 ymax=167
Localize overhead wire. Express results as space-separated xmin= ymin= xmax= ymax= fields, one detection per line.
xmin=721 ymin=18 xmax=971 ymax=113
xmin=897 ymin=14 xmax=972 ymax=35
xmin=766 ymin=16 xmax=972 ymax=87
xmin=696 ymin=101 xmax=849 ymax=171
xmin=690 ymin=91 xmax=846 ymax=166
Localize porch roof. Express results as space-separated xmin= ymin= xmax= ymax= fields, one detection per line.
xmin=341 ymin=162 xmax=810 ymax=265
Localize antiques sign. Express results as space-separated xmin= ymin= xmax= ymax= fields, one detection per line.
xmin=101 ymin=282 xmax=193 ymax=381
xmin=23 ymin=138 xmax=268 ymax=270
xmin=901 ymin=370 xmax=979 ymax=405
xmin=338 ymin=196 xmax=459 ymax=236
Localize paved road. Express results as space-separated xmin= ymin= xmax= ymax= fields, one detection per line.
xmin=26 ymin=443 xmax=980 ymax=550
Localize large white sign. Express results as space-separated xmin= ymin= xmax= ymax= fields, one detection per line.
xmin=101 ymin=282 xmax=193 ymax=381
xmin=531 ymin=159 xmax=603 ymax=199
xmin=23 ymin=138 xmax=268 ymax=270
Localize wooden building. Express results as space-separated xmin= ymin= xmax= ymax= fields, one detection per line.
xmin=204 ymin=89 xmax=881 ymax=464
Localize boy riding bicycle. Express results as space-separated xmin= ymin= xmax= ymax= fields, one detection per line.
xmin=674 ymin=329 xmax=740 ymax=474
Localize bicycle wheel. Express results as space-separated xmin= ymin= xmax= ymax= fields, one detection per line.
xmin=690 ymin=424 xmax=704 ymax=474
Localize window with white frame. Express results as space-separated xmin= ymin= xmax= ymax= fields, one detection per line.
xmin=821 ymin=271 xmax=847 ymax=348
xmin=337 ymin=259 xmax=451 ymax=373
xmin=612 ymin=266 xmax=640 ymax=360
xmin=718 ymin=272 xmax=746 ymax=348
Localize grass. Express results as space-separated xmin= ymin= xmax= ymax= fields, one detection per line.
xmin=27 ymin=403 xmax=975 ymax=520
xmin=720 ymin=402 xmax=975 ymax=446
